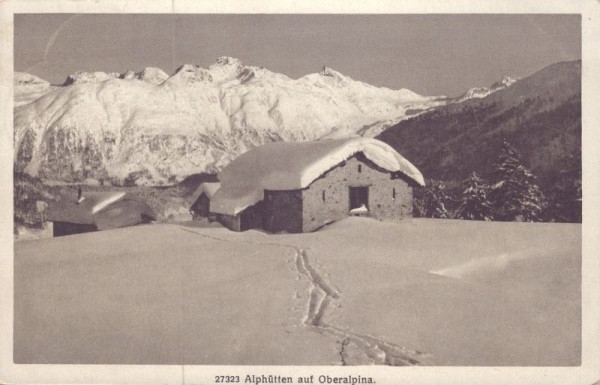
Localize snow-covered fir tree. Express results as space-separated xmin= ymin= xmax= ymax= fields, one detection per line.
xmin=489 ymin=140 xmax=547 ymax=221
xmin=456 ymin=171 xmax=494 ymax=221
xmin=546 ymin=154 xmax=582 ymax=222
xmin=414 ymin=180 xmax=451 ymax=219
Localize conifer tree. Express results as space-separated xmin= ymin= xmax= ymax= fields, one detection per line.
xmin=456 ymin=171 xmax=494 ymax=221
xmin=546 ymin=154 xmax=582 ymax=222
xmin=414 ymin=180 xmax=451 ymax=219
xmin=489 ymin=140 xmax=546 ymax=221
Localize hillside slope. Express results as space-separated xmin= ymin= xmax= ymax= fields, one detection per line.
xmin=377 ymin=60 xmax=581 ymax=186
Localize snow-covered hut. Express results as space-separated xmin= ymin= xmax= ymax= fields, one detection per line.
xmin=189 ymin=182 xmax=221 ymax=220
xmin=46 ymin=191 xmax=156 ymax=237
xmin=209 ymin=138 xmax=424 ymax=233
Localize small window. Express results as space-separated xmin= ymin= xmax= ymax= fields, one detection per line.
xmin=392 ymin=188 xmax=396 ymax=200
xmin=322 ymin=190 xmax=326 ymax=202
xmin=358 ymin=165 xmax=362 ymax=173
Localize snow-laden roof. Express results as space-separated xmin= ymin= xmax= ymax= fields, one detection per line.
xmin=90 ymin=192 xmax=126 ymax=213
xmin=210 ymin=138 xmax=424 ymax=216
xmin=190 ymin=182 xmax=222 ymax=204
xmin=46 ymin=191 xmax=155 ymax=226
xmin=47 ymin=192 xmax=126 ymax=224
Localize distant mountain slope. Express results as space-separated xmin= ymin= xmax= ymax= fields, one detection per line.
xmin=14 ymin=57 xmax=444 ymax=185
xmin=454 ymin=75 xmax=518 ymax=103
xmin=14 ymin=72 xmax=58 ymax=107
xmin=358 ymin=74 xmax=519 ymax=138
xmin=377 ymin=60 xmax=581 ymax=186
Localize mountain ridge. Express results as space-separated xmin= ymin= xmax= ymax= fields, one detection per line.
xmin=14 ymin=57 xmax=445 ymax=185
xmin=455 ymin=75 xmax=518 ymax=103
xmin=14 ymin=57 xmax=564 ymax=186
xmin=376 ymin=60 xmax=581 ymax=187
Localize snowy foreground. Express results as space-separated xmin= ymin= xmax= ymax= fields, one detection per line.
xmin=14 ymin=218 xmax=580 ymax=366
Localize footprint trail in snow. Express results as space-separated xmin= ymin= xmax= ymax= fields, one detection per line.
xmin=179 ymin=226 xmax=433 ymax=366
xmin=293 ymin=247 xmax=432 ymax=366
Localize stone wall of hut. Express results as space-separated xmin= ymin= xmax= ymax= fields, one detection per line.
xmin=216 ymin=202 xmax=263 ymax=232
xmin=301 ymin=155 xmax=413 ymax=232
xmin=212 ymin=154 xmax=414 ymax=233
xmin=262 ymin=190 xmax=303 ymax=233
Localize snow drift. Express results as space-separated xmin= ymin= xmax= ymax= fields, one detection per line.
xmin=431 ymin=248 xmax=552 ymax=280
xmin=210 ymin=138 xmax=424 ymax=215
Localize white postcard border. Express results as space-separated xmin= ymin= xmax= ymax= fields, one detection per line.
xmin=0 ymin=1 xmax=598 ymax=384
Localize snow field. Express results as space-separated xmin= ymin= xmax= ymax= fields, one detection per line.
xmin=14 ymin=224 xmax=341 ymax=364
xmin=14 ymin=218 xmax=580 ymax=366
xmin=282 ymin=218 xmax=580 ymax=365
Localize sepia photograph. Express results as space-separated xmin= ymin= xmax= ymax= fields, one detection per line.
xmin=1 ymin=1 xmax=599 ymax=384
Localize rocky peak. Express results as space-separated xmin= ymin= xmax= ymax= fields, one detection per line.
xmin=320 ymin=66 xmax=343 ymax=78
xmin=238 ymin=67 xmax=256 ymax=84
xmin=15 ymin=72 xmax=49 ymax=86
xmin=63 ymin=71 xmax=116 ymax=85
xmin=120 ymin=70 xmax=136 ymax=80
xmin=169 ymin=64 xmax=213 ymax=84
xmin=135 ymin=67 xmax=169 ymax=85
xmin=455 ymin=75 xmax=520 ymax=103
xmin=214 ymin=56 xmax=242 ymax=67
xmin=175 ymin=64 xmax=200 ymax=74
xmin=208 ymin=57 xmax=244 ymax=83
xmin=490 ymin=75 xmax=518 ymax=90
xmin=317 ymin=66 xmax=351 ymax=87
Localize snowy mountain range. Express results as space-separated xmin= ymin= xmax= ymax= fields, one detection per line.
xmin=14 ymin=56 xmax=515 ymax=185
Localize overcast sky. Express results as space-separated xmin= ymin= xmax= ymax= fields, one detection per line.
xmin=15 ymin=14 xmax=580 ymax=97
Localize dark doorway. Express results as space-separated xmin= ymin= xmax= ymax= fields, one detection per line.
xmin=349 ymin=186 xmax=369 ymax=210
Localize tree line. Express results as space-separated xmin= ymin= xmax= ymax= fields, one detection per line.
xmin=413 ymin=140 xmax=582 ymax=223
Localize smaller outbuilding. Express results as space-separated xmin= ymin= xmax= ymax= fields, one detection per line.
xmin=189 ymin=182 xmax=221 ymax=221
xmin=46 ymin=190 xmax=156 ymax=237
